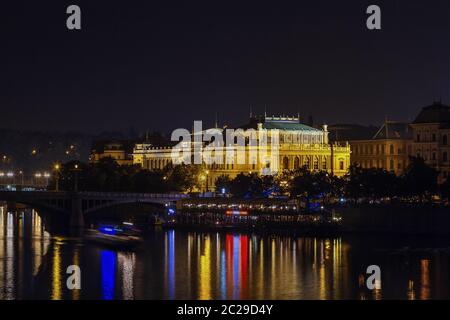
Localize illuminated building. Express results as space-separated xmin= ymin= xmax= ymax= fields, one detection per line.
xmin=133 ymin=115 xmax=351 ymax=191
xmin=90 ymin=141 xmax=134 ymax=166
xmin=410 ymin=101 xmax=450 ymax=182
xmin=348 ymin=121 xmax=413 ymax=175
xmin=346 ymin=102 xmax=450 ymax=181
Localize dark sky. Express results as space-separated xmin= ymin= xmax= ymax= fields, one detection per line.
xmin=2 ymin=0 xmax=450 ymax=134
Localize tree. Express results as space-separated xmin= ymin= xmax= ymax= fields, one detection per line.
xmin=402 ymin=156 xmax=438 ymax=200
xmin=329 ymin=175 xmax=345 ymax=199
xmin=133 ymin=170 xmax=167 ymax=193
xmin=344 ymin=164 xmax=365 ymax=200
xmin=215 ymin=174 xmax=232 ymax=193
xmin=440 ymin=178 xmax=450 ymax=201
xmin=289 ymin=167 xmax=330 ymax=208
xmin=166 ymin=164 xmax=201 ymax=192
xmin=344 ymin=164 xmax=399 ymax=200
xmin=275 ymin=170 xmax=293 ymax=195
xmin=230 ymin=172 xmax=263 ymax=198
xmin=261 ymin=174 xmax=277 ymax=196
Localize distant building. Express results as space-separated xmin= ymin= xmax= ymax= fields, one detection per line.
xmin=132 ymin=115 xmax=351 ymax=191
xmin=89 ymin=140 xmax=134 ymax=166
xmin=133 ymin=143 xmax=173 ymax=170
xmin=348 ymin=121 xmax=413 ymax=175
xmin=410 ymin=101 xmax=450 ymax=182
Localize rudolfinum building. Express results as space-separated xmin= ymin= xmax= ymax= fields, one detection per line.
xmin=132 ymin=115 xmax=351 ymax=191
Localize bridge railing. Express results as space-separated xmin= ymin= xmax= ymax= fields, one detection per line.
xmin=78 ymin=192 xmax=189 ymax=199
xmin=0 ymin=190 xmax=189 ymax=199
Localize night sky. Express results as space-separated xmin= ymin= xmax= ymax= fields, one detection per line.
xmin=2 ymin=0 xmax=450 ymax=134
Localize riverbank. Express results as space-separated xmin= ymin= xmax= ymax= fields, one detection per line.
xmin=166 ymin=204 xmax=450 ymax=237
xmin=337 ymin=206 xmax=450 ymax=236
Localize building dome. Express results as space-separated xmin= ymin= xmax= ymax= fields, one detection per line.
xmin=412 ymin=101 xmax=450 ymax=124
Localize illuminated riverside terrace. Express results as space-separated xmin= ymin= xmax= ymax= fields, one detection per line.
xmin=2 ymin=206 xmax=450 ymax=299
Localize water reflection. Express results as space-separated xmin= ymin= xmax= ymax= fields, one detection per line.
xmin=101 ymin=250 xmax=116 ymax=300
xmin=0 ymin=208 xmax=51 ymax=299
xmin=1 ymin=206 xmax=450 ymax=299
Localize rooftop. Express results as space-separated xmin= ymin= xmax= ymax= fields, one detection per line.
xmin=328 ymin=124 xmax=379 ymax=142
xmin=239 ymin=115 xmax=322 ymax=132
xmin=372 ymin=121 xmax=412 ymax=140
xmin=412 ymin=101 xmax=450 ymax=124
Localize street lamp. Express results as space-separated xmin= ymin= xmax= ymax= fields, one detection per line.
xmin=54 ymin=163 xmax=61 ymax=191
xmin=43 ymin=172 xmax=50 ymax=187
xmin=35 ymin=172 xmax=41 ymax=187
xmin=6 ymin=172 xmax=14 ymax=185
xmin=71 ymin=164 xmax=81 ymax=192
xmin=205 ymin=170 xmax=210 ymax=193
xmin=199 ymin=174 xmax=206 ymax=193
xmin=19 ymin=170 xmax=24 ymax=188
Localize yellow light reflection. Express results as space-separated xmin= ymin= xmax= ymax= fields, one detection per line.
xmin=420 ymin=259 xmax=430 ymax=300
xmin=51 ymin=240 xmax=62 ymax=300
xmin=407 ymin=280 xmax=416 ymax=300
xmin=72 ymin=246 xmax=81 ymax=300
xmin=199 ymin=235 xmax=211 ymax=299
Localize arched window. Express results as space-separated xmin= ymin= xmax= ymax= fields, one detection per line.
xmin=282 ymin=156 xmax=289 ymax=170
xmin=304 ymin=156 xmax=310 ymax=169
xmin=294 ymin=157 xmax=300 ymax=169
xmin=443 ymin=152 xmax=448 ymax=162
xmin=313 ymin=157 xmax=319 ymax=170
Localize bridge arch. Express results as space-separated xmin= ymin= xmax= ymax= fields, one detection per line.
xmin=83 ymin=198 xmax=171 ymax=215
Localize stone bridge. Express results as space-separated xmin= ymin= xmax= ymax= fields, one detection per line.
xmin=0 ymin=191 xmax=188 ymax=227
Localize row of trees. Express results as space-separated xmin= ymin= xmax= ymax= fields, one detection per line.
xmin=53 ymin=157 xmax=203 ymax=193
xmin=215 ymin=157 xmax=450 ymax=202
xmin=52 ymin=156 xmax=450 ymax=202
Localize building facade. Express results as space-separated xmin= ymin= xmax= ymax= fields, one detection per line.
xmin=133 ymin=116 xmax=351 ymax=191
xmin=410 ymin=102 xmax=450 ymax=182
xmin=349 ymin=121 xmax=413 ymax=175
xmin=90 ymin=141 xmax=134 ymax=166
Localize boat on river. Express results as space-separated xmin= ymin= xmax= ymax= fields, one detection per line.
xmin=85 ymin=223 xmax=143 ymax=249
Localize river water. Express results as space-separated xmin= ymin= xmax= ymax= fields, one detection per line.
xmin=1 ymin=208 xmax=450 ymax=300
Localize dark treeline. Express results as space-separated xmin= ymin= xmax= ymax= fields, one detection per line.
xmin=216 ymin=157 xmax=448 ymax=202
xmin=52 ymin=157 xmax=202 ymax=193
xmin=52 ymin=156 xmax=450 ymax=203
